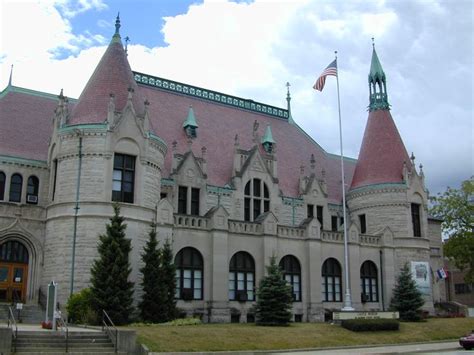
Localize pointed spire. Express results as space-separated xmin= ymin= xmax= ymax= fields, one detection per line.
xmin=183 ymin=106 xmax=198 ymax=138
xmin=286 ymin=81 xmax=295 ymax=124
xmin=112 ymin=12 xmax=121 ymax=42
xmin=8 ymin=64 xmax=13 ymax=87
xmin=368 ymin=39 xmax=390 ymax=111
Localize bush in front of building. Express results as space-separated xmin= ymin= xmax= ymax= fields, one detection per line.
xmin=255 ymin=256 xmax=293 ymax=326
xmin=389 ymin=263 xmax=425 ymax=321
xmin=90 ymin=204 xmax=134 ymax=325
xmin=66 ymin=288 xmax=98 ymax=324
xmin=341 ymin=319 xmax=400 ymax=331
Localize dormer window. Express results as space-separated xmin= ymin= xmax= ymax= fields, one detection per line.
xmin=186 ymin=126 xmax=197 ymax=138
xmin=262 ymin=142 xmax=273 ymax=154
xmin=183 ymin=106 xmax=198 ymax=138
xmin=261 ymin=124 xmax=275 ymax=154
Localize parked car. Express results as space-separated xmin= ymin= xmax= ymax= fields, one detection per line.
xmin=459 ymin=330 xmax=474 ymax=350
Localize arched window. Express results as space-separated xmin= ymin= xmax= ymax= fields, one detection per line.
xmin=0 ymin=241 xmax=29 ymax=264
xmin=0 ymin=172 xmax=5 ymax=200
xmin=244 ymin=178 xmax=270 ymax=221
xmin=229 ymin=251 xmax=255 ymax=301
xmin=360 ymin=261 xmax=378 ymax=302
xmin=26 ymin=176 xmax=39 ymax=204
xmin=280 ymin=255 xmax=301 ymax=302
xmin=174 ymin=247 xmax=203 ymax=300
xmin=322 ymin=258 xmax=342 ymax=302
xmin=9 ymin=174 xmax=22 ymax=203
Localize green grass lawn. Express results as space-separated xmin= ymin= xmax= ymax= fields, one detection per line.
xmin=129 ymin=318 xmax=474 ymax=352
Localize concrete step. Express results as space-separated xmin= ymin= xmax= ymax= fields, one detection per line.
xmin=14 ymin=352 xmax=127 ymax=355
xmin=14 ymin=349 xmax=122 ymax=354
xmin=17 ymin=338 xmax=110 ymax=344
xmin=16 ymin=342 xmax=114 ymax=348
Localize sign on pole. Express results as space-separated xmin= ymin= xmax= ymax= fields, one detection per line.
xmin=45 ymin=281 xmax=58 ymax=330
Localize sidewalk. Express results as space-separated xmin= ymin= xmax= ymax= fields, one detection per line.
xmin=1 ymin=323 xmax=102 ymax=332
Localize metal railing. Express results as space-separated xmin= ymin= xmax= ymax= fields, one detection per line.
xmin=56 ymin=311 xmax=69 ymax=353
xmin=7 ymin=306 xmax=18 ymax=353
xmin=102 ymin=310 xmax=118 ymax=353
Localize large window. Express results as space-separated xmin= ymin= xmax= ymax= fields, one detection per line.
xmin=0 ymin=172 xmax=5 ymax=200
xmin=177 ymin=186 xmax=200 ymax=215
xmin=322 ymin=258 xmax=342 ymax=302
xmin=112 ymin=154 xmax=135 ymax=203
xmin=244 ymin=178 xmax=269 ymax=221
xmin=175 ymin=247 xmax=203 ymax=300
xmin=411 ymin=203 xmax=421 ymax=237
xmin=0 ymin=241 xmax=29 ymax=264
xmin=360 ymin=261 xmax=378 ymax=302
xmin=280 ymin=255 xmax=302 ymax=302
xmin=9 ymin=174 xmax=22 ymax=203
xmin=26 ymin=176 xmax=39 ymax=204
xmin=229 ymin=252 xmax=255 ymax=301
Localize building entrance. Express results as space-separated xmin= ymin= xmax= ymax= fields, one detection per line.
xmin=0 ymin=241 xmax=29 ymax=303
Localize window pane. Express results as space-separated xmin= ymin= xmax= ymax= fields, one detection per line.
xmin=183 ymin=278 xmax=191 ymax=288
xmin=247 ymin=273 xmax=253 ymax=281
xmin=253 ymin=179 xmax=261 ymax=196
xmin=194 ymin=278 xmax=202 ymax=289
xmin=237 ymin=281 xmax=244 ymax=290
xmin=183 ymin=270 xmax=191 ymax=278
xmin=194 ymin=289 xmax=201 ymax=299
xmin=124 ymin=171 xmax=134 ymax=182
xmin=114 ymin=154 xmax=123 ymax=168
xmin=113 ymin=181 xmax=121 ymax=191
xmin=194 ymin=270 xmax=202 ymax=279
xmin=229 ymin=290 xmax=235 ymax=299
xmin=247 ymin=291 xmax=254 ymax=300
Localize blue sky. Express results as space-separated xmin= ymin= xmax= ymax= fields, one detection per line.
xmin=0 ymin=0 xmax=472 ymax=195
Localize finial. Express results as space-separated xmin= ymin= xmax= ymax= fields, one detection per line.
xmin=234 ymin=134 xmax=239 ymax=147
xmin=334 ymin=50 xmax=338 ymax=60
xmin=419 ymin=163 xmax=424 ymax=175
xmin=8 ymin=64 xmax=13 ymax=86
xmin=310 ymin=154 xmax=316 ymax=170
xmin=124 ymin=36 xmax=130 ymax=55
xmin=372 ymin=37 xmax=375 ymax=49
xmin=115 ymin=13 xmax=121 ymax=36
xmin=58 ymin=88 xmax=64 ymax=100
xmin=410 ymin=152 xmax=415 ymax=165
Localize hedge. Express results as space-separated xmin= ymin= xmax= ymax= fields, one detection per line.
xmin=341 ymin=319 xmax=400 ymax=332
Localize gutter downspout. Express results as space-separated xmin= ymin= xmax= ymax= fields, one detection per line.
xmin=70 ymin=130 xmax=83 ymax=297
xmin=380 ymin=250 xmax=385 ymax=311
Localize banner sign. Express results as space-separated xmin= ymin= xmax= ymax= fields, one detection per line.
xmin=411 ymin=261 xmax=431 ymax=295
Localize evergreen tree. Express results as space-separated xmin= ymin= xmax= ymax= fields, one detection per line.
xmin=90 ymin=204 xmax=134 ymax=325
xmin=160 ymin=239 xmax=178 ymax=322
xmin=255 ymin=256 xmax=293 ymax=326
xmin=389 ymin=263 xmax=425 ymax=321
xmin=139 ymin=224 xmax=166 ymax=323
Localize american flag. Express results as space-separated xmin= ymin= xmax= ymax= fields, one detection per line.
xmin=313 ymin=59 xmax=337 ymax=91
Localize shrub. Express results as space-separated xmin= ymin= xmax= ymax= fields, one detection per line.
xmin=341 ymin=319 xmax=400 ymax=332
xmin=66 ymin=288 xmax=97 ymax=325
xmin=163 ymin=317 xmax=202 ymax=326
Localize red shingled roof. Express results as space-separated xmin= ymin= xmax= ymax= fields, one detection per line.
xmin=0 ymin=87 xmax=71 ymax=161
xmin=350 ymin=109 xmax=411 ymax=190
xmin=140 ymin=85 xmax=355 ymax=201
xmin=69 ymin=38 xmax=145 ymax=125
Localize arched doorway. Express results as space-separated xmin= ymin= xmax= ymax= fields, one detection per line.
xmin=0 ymin=240 xmax=29 ymax=302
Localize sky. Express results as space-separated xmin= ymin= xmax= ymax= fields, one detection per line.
xmin=0 ymin=0 xmax=472 ymax=196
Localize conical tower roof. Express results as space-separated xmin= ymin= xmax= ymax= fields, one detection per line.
xmin=69 ymin=15 xmax=145 ymax=125
xmin=351 ymin=48 xmax=411 ymax=190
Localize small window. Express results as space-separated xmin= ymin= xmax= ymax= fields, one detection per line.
xmin=229 ymin=252 xmax=255 ymax=302
xmin=178 ymin=186 xmax=187 ymax=214
xmin=191 ymin=188 xmax=200 ymax=215
xmin=411 ymin=203 xmax=421 ymax=237
xmin=316 ymin=205 xmax=323 ymax=227
xmin=280 ymin=255 xmax=302 ymax=302
xmin=322 ymin=258 xmax=342 ymax=302
xmin=0 ymin=172 xmax=5 ymax=200
xmin=112 ymin=154 xmax=135 ymax=203
xmin=26 ymin=176 xmax=39 ymax=204
xmin=359 ymin=214 xmax=367 ymax=234
xmin=307 ymin=204 xmax=314 ymax=218
xmin=331 ymin=216 xmax=338 ymax=232
xmin=9 ymin=174 xmax=22 ymax=203
xmin=175 ymin=247 xmax=203 ymax=300
xmin=160 ymin=192 xmax=168 ymax=200
xmin=244 ymin=179 xmax=270 ymax=221
xmin=454 ymin=283 xmax=472 ymax=294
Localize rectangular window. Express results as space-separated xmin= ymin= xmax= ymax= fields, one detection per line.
xmin=359 ymin=214 xmax=367 ymax=234
xmin=112 ymin=154 xmax=135 ymax=203
xmin=178 ymin=186 xmax=187 ymax=214
xmin=411 ymin=203 xmax=421 ymax=237
xmin=244 ymin=197 xmax=251 ymax=221
xmin=317 ymin=205 xmax=323 ymax=227
xmin=331 ymin=216 xmax=338 ymax=231
xmin=454 ymin=283 xmax=472 ymax=294
xmin=307 ymin=204 xmax=314 ymax=218
xmin=191 ymin=188 xmax=200 ymax=215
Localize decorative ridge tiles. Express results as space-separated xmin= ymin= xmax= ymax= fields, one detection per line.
xmin=0 ymin=85 xmax=78 ymax=102
xmin=133 ymin=71 xmax=289 ymax=120
xmin=348 ymin=182 xmax=407 ymax=194
xmin=0 ymin=155 xmax=48 ymax=167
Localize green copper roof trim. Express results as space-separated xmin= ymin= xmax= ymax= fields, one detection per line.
xmin=207 ymin=184 xmax=235 ymax=193
xmin=161 ymin=178 xmax=175 ymax=186
xmin=281 ymin=196 xmax=304 ymax=206
xmin=0 ymin=155 xmax=47 ymax=168
xmin=133 ymin=71 xmax=289 ymax=120
xmin=261 ymin=125 xmax=275 ymax=144
xmin=327 ymin=152 xmax=358 ymax=163
xmin=59 ymin=123 xmax=108 ymax=134
xmin=349 ymin=182 xmax=407 ymax=194
xmin=0 ymin=85 xmax=78 ymax=102
xmin=148 ymin=132 xmax=168 ymax=148
xmin=182 ymin=106 xmax=198 ymax=128
xmin=368 ymin=47 xmax=390 ymax=112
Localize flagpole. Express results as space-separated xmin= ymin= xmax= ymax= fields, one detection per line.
xmin=335 ymin=51 xmax=354 ymax=311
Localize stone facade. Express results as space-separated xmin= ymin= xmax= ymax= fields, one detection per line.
xmin=0 ymin=23 xmax=447 ymax=322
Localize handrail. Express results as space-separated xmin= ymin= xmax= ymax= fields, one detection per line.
xmin=102 ymin=310 xmax=118 ymax=353
xmin=56 ymin=311 xmax=69 ymax=353
xmin=7 ymin=306 xmax=18 ymax=353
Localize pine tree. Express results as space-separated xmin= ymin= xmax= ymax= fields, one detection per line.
xmin=255 ymin=256 xmax=293 ymax=326
xmin=160 ymin=239 xmax=178 ymax=322
xmin=90 ymin=204 xmax=134 ymax=325
xmin=389 ymin=263 xmax=425 ymax=321
xmin=139 ymin=224 xmax=166 ymax=323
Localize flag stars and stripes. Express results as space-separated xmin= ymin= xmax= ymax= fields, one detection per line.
xmin=313 ymin=59 xmax=338 ymax=91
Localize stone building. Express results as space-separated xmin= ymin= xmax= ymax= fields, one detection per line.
xmin=0 ymin=17 xmax=446 ymax=322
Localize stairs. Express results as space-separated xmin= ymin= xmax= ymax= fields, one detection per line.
xmin=13 ymin=330 xmax=127 ymax=355
xmin=0 ymin=303 xmax=44 ymax=324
